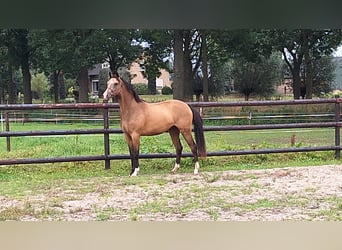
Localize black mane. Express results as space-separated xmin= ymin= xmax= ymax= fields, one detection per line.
xmin=120 ymin=77 xmax=143 ymax=103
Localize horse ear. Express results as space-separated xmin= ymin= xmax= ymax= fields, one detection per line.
xmin=111 ymin=71 xmax=119 ymax=78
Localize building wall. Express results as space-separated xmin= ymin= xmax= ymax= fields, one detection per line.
xmin=88 ymin=62 xmax=172 ymax=96
xmin=129 ymin=62 xmax=172 ymax=88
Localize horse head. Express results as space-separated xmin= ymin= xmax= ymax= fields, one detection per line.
xmin=103 ymin=72 xmax=122 ymax=101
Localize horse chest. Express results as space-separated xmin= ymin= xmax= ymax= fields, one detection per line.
xmin=120 ymin=117 xmax=144 ymax=134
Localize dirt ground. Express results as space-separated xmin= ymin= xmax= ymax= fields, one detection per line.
xmin=1 ymin=164 xmax=341 ymax=221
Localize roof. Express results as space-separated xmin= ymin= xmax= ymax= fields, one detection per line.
xmin=88 ymin=64 xmax=103 ymax=76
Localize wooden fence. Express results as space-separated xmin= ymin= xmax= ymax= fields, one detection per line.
xmin=0 ymin=98 xmax=341 ymax=169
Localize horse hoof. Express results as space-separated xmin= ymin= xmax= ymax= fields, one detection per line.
xmin=194 ymin=162 xmax=200 ymax=175
xmin=171 ymin=163 xmax=180 ymax=173
xmin=130 ymin=167 xmax=140 ymax=177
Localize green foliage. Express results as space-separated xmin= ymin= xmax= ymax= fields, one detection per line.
xmin=98 ymin=68 xmax=110 ymax=96
xmin=312 ymin=56 xmax=336 ymax=96
xmin=161 ymin=86 xmax=172 ymax=95
xmin=31 ymin=72 xmax=50 ymax=100
xmin=97 ymin=29 xmax=143 ymax=72
xmin=134 ymin=83 xmax=149 ymax=95
xmin=264 ymin=29 xmax=342 ymax=99
xmin=232 ymin=53 xmax=284 ymax=100
xmin=209 ymin=60 xmax=234 ymax=96
xmin=139 ymin=30 xmax=173 ymax=80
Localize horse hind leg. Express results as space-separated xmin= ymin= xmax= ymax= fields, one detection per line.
xmin=169 ymin=126 xmax=182 ymax=173
xmin=181 ymin=130 xmax=200 ymax=175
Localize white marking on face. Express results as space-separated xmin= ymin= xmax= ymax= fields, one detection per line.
xmin=103 ymin=78 xmax=119 ymax=100
xmin=103 ymin=89 xmax=109 ymax=100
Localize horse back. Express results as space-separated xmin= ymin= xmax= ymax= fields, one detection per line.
xmin=139 ymin=99 xmax=193 ymax=135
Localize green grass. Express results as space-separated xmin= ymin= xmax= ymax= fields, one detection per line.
xmin=0 ymin=121 xmax=341 ymax=207
xmin=1 ymin=97 xmax=341 ymax=221
xmin=0 ymin=122 xmax=340 ymax=173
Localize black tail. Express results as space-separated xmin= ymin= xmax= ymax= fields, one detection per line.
xmin=190 ymin=106 xmax=207 ymax=158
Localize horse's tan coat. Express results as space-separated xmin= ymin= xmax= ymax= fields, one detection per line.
xmin=103 ymin=76 xmax=203 ymax=176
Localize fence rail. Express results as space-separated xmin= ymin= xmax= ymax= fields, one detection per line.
xmin=0 ymin=98 xmax=341 ymax=169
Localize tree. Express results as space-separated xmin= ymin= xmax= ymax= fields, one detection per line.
xmin=97 ymin=29 xmax=143 ymax=73
xmin=311 ymin=56 xmax=336 ymax=96
xmin=31 ymin=72 xmax=50 ymax=101
xmin=14 ymin=29 xmax=32 ymax=104
xmin=140 ymin=29 xmax=173 ymax=94
xmin=213 ymin=30 xmax=273 ymax=63
xmin=204 ymin=30 xmax=274 ymax=100
xmin=302 ymin=29 xmax=313 ymax=99
xmin=172 ymin=29 xmax=202 ymax=101
xmin=98 ymin=67 xmax=110 ymax=96
xmin=200 ymin=30 xmax=209 ymax=101
xmin=31 ymin=29 xmax=108 ymax=103
xmin=0 ymin=29 xmax=33 ymax=104
xmin=173 ymin=30 xmax=186 ymax=100
xmin=232 ymin=53 xmax=284 ymax=100
xmin=209 ymin=60 xmax=233 ymax=97
xmin=267 ymin=29 xmax=342 ymax=99
xmin=30 ymin=29 xmax=77 ymax=103
xmin=0 ymin=30 xmax=14 ymax=103
xmin=71 ymin=29 xmax=107 ymax=103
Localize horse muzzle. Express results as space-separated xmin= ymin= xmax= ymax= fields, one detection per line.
xmin=103 ymin=89 xmax=110 ymax=101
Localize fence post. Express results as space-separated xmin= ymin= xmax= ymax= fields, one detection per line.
xmin=5 ymin=112 xmax=11 ymax=152
xmin=103 ymin=105 xmax=111 ymax=169
xmin=334 ymin=98 xmax=340 ymax=159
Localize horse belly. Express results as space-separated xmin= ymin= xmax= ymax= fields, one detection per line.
xmin=141 ymin=116 xmax=174 ymax=136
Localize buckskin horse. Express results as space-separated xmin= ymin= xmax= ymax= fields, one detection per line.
xmin=103 ymin=72 xmax=206 ymax=176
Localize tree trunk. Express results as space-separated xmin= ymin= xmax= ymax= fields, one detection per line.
xmin=0 ymin=89 xmax=3 ymax=104
xmin=77 ymin=67 xmax=90 ymax=103
xmin=7 ymin=63 xmax=17 ymax=104
xmin=292 ymin=61 xmax=302 ymax=100
xmin=282 ymin=48 xmax=303 ymax=100
xmin=147 ymin=76 xmax=157 ymax=95
xmin=21 ymin=57 xmax=32 ymax=104
xmin=201 ymin=31 xmax=209 ymax=102
xmin=183 ymin=30 xmax=194 ymax=101
xmin=59 ymin=72 xmax=66 ymax=100
xmin=303 ymin=30 xmax=313 ymax=99
xmin=173 ymin=30 xmax=185 ymax=100
xmin=51 ymin=70 xmax=60 ymax=103
xmin=14 ymin=29 xmax=32 ymax=104
xmin=183 ymin=54 xmax=193 ymax=101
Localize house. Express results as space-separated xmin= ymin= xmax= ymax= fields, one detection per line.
xmin=88 ymin=62 xmax=172 ymax=97
xmin=87 ymin=63 xmax=105 ymax=97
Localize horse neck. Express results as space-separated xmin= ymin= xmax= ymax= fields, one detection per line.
xmin=118 ymin=87 xmax=140 ymax=115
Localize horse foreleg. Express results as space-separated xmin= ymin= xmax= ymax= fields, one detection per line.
xmin=128 ymin=146 xmax=140 ymax=176
xmin=125 ymin=133 xmax=140 ymax=176
xmin=181 ymin=131 xmax=200 ymax=175
xmin=169 ymin=127 xmax=182 ymax=173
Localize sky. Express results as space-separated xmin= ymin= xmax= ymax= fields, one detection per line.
xmin=333 ymin=46 xmax=342 ymax=57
